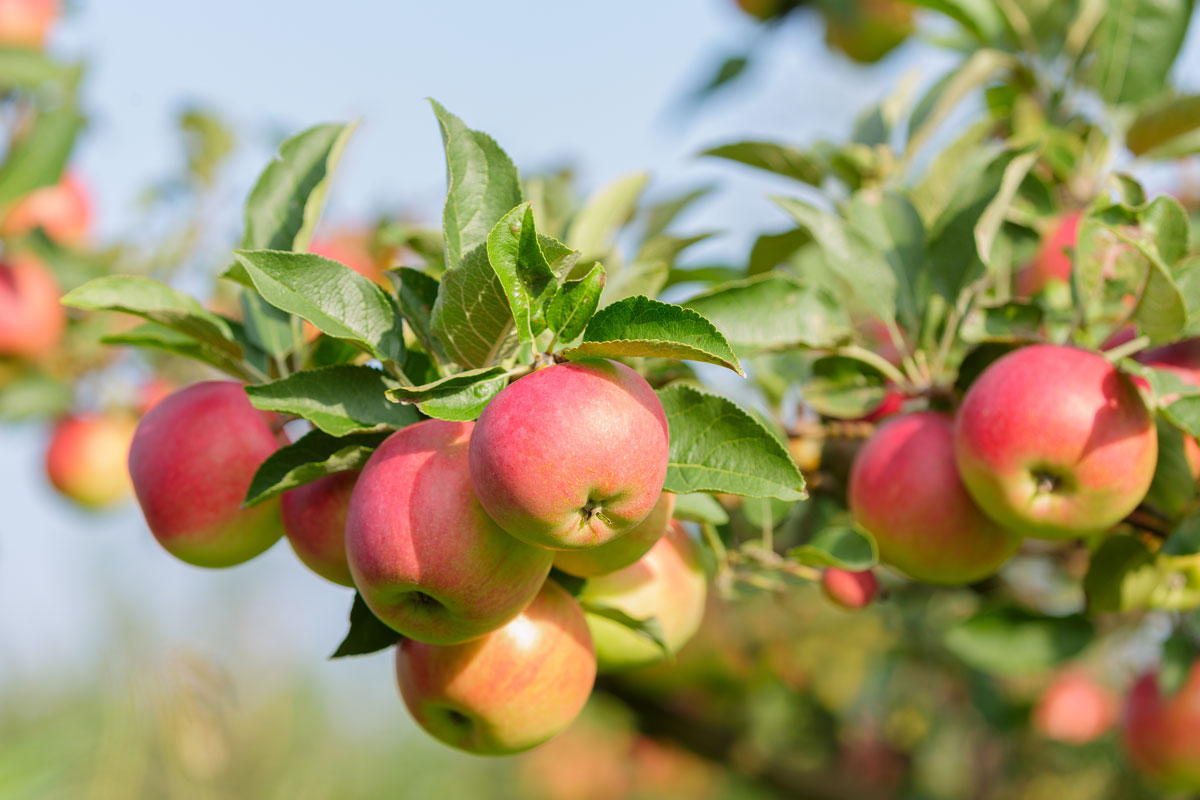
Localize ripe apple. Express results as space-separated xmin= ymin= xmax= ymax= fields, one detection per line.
xmin=280 ymin=471 xmax=357 ymax=587
xmin=578 ymin=520 xmax=707 ymax=671
xmin=1015 ymin=210 xmax=1083 ymax=297
xmin=0 ymin=258 xmax=64 ymax=359
xmin=309 ymin=232 xmax=389 ymax=287
xmin=395 ymin=578 xmax=596 ymax=755
xmin=553 ymin=492 xmax=675 ymax=578
xmin=1 ymin=172 xmax=91 ymax=245
xmin=849 ymin=412 xmax=1021 ymax=585
xmin=136 ymin=377 xmax=176 ymax=415
xmin=1123 ymin=662 xmax=1200 ymax=791
xmin=127 ymin=381 xmax=283 ymax=567
xmin=0 ymin=0 xmax=57 ymax=49
xmin=1033 ymin=669 xmax=1117 ymax=744
xmin=955 ymin=344 xmax=1157 ymax=539
xmin=469 ymin=359 xmax=669 ymax=550
xmin=346 ymin=419 xmax=553 ymax=644
xmin=821 ymin=568 xmax=878 ymax=610
xmin=44 ymin=412 xmax=136 ymax=508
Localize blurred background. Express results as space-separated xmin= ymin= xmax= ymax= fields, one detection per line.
xmin=2 ymin=1 xmax=1197 ymax=798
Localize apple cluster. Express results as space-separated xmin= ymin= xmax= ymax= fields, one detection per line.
xmin=125 ymin=358 xmax=709 ymax=755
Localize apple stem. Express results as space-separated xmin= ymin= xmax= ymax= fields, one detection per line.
xmin=1103 ymin=334 xmax=1151 ymax=364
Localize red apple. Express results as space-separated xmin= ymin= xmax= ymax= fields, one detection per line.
xmin=0 ymin=257 xmax=63 ymax=359
xmin=821 ymin=568 xmax=878 ymax=610
xmin=1 ymin=172 xmax=91 ymax=245
xmin=127 ymin=381 xmax=283 ymax=567
xmin=44 ymin=412 xmax=136 ymax=508
xmin=850 ymin=412 xmax=1021 ymax=585
xmin=309 ymin=231 xmax=389 ymax=287
xmin=346 ymin=419 xmax=553 ymax=644
xmin=554 ymin=492 xmax=676 ymax=578
xmin=136 ymin=377 xmax=176 ymax=415
xmin=395 ymin=578 xmax=596 ymax=755
xmin=0 ymin=0 xmax=57 ymax=49
xmin=1033 ymin=669 xmax=1117 ymax=744
xmin=1123 ymin=662 xmax=1200 ymax=791
xmin=955 ymin=345 xmax=1157 ymax=539
xmin=469 ymin=360 xmax=669 ymax=550
xmin=1015 ymin=210 xmax=1083 ymax=297
xmin=280 ymin=471 xmax=357 ymax=587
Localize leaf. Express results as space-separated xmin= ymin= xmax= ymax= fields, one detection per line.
xmin=579 ymin=602 xmax=669 ymax=657
xmin=1143 ymin=417 xmax=1198 ymax=518
xmin=331 ymin=593 xmax=403 ymax=659
xmin=244 ymin=365 xmax=419 ymax=436
xmin=959 ymin=302 xmax=1044 ymax=343
xmin=789 ymin=523 xmax=878 ymax=570
xmin=689 ymin=53 xmax=750 ymax=102
xmin=395 ymin=267 xmax=448 ymax=364
xmin=1084 ymin=534 xmax=1161 ymax=613
xmin=0 ymin=103 xmax=84 ymax=208
xmin=101 ymin=322 xmax=252 ymax=380
xmin=384 ymin=366 xmax=509 ymax=422
xmin=803 ymin=356 xmax=889 ymax=418
xmin=846 ymin=191 xmax=928 ymax=332
xmin=486 ymin=203 xmax=558 ymax=343
xmin=546 ymin=263 xmax=605 ymax=343
xmin=244 ymin=429 xmax=387 ymax=507
xmin=563 ymin=295 xmax=743 ymax=376
xmin=431 ymin=100 xmax=522 ymax=270
xmin=0 ymin=48 xmax=81 ymax=90
xmin=747 ymin=228 xmax=812 ymax=276
xmin=239 ymin=292 xmax=296 ymax=360
xmin=682 ymin=272 xmax=850 ymax=354
xmin=907 ymin=0 xmax=1005 ymax=41
xmin=701 ymin=141 xmax=823 ymax=185
xmin=906 ymin=50 xmax=1016 ymax=159
xmin=234 ymin=250 xmax=404 ymax=363
xmin=567 ymin=171 xmax=648 ymax=261
xmin=1127 ymin=95 xmax=1200 ymax=157
xmin=1085 ymin=0 xmax=1193 ymax=107
xmin=657 ymin=384 xmax=806 ymax=501
xmin=671 ymin=492 xmax=730 ymax=525
xmin=429 ymin=243 xmax=518 ymax=369
xmin=0 ymin=370 xmax=71 ymax=421
xmin=943 ymin=607 xmax=1094 ymax=676
xmin=973 ymin=147 xmax=1039 ymax=270
xmin=1159 ymin=630 xmax=1199 ymax=695
xmin=1163 ymin=513 xmax=1200 ymax=556
xmin=642 ymin=185 xmax=712 ymax=241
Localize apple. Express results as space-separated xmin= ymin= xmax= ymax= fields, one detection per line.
xmin=395 ymin=578 xmax=596 ymax=755
xmin=280 ymin=471 xmax=357 ymax=587
xmin=955 ymin=344 xmax=1157 ymax=539
xmin=823 ymin=0 xmax=913 ymax=64
xmin=1015 ymin=210 xmax=1083 ymax=297
xmin=1 ymin=172 xmax=91 ymax=245
xmin=553 ymin=492 xmax=675 ymax=578
xmin=1033 ymin=669 xmax=1117 ymax=744
xmin=346 ymin=419 xmax=553 ymax=644
xmin=469 ymin=359 xmax=669 ymax=550
xmin=127 ymin=381 xmax=283 ymax=567
xmin=0 ymin=0 xmax=57 ymax=49
xmin=849 ymin=412 xmax=1021 ymax=585
xmin=136 ymin=377 xmax=176 ymax=415
xmin=0 ymin=258 xmax=64 ymax=359
xmin=309 ymin=231 xmax=389 ymax=287
xmin=821 ymin=568 xmax=878 ymax=610
xmin=1123 ymin=662 xmax=1200 ymax=791
xmin=44 ymin=412 xmax=136 ymax=508
xmin=578 ymin=520 xmax=707 ymax=671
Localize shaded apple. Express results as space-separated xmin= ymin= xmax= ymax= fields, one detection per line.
xmin=44 ymin=412 xmax=136 ymax=508
xmin=821 ymin=568 xmax=878 ymax=610
xmin=280 ymin=471 xmax=357 ymax=587
xmin=554 ymin=492 xmax=676 ymax=578
xmin=1015 ymin=210 xmax=1082 ymax=297
xmin=0 ymin=258 xmax=63 ymax=359
xmin=1123 ymin=662 xmax=1200 ymax=791
xmin=1 ymin=172 xmax=90 ymax=245
xmin=1033 ymin=668 xmax=1117 ymax=744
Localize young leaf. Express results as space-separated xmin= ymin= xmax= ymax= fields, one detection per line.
xmin=545 ymin=263 xmax=605 ymax=343
xmin=486 ymin=203 xmax=558 ymax=344
xmin=395 ymin=267 xmax=448 ymax=365
xmin=579 ymin=602 xmax=669 ymax=658
xmin=943 ymin=607 xmax=1094 ymax=676
xmin=385 ymin=366 xmax=510 ymax=422
xmin=243 ymin=429 xmax=387 ymax=507
xmin=671 ymin=492 xmax=730 ymax=525
xmin=331 ymin=593 xmax=403 ymax=659
xmin=657 ymin=384 xmax=805 ymax=501
xmin=234 ymin=250 xmax=404 ymax=363
xmin=701 ymin=141 xmax=823 ymax=185
xmin=430 ymin=243 xmax=518 ymax=369
xmin=567 ymin=171 xmax=648 ymax=261
xmin=803 ymin=355 xmax=889 ymax=419
xmin=789 ymin=523 xmax=878 ymax=570
xmin=563 ymin=295 xmax=743 ymax=376
xmin=244 ymin=365 xmax=419 ymax=436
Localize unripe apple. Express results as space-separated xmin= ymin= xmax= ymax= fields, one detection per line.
xmin=44 ymin=412 xmax=136 ymax=508
xmin=280 ymin=471 xmax=357 ymax=587
xmin=554 ymin=492 xmax=675 ymax=578
xmin=578 ymin=521 xmax=707 ymax=671
xmin=0 ymin=258 xmax=63 ymax=359
xmin=0 ymin=0 xmax=57 ymax=49
xmin=127 ymin=381 xmax=283 ymax=568
xmin=346 ymin=419 xmax=553 ymax=644
xmin=395 ymin=579 xmax=596 ymax=755
xmin=469 ymin=359 xmax=669 ymax=550
xmin=1033 ymin=669 xmax=1117 ymax=744
xmin=1123 ymin=662 xmax=1200 ymax=791
xmin=821 ymin=568 xmax=878 ymax=610
xmin=823 ymin=0 xmax=913 ymax=64
xmin=849 ymin=412 xmax=1021 ymax=585
xmin=955 ymin=345 xmax=1157 ymax=539
xmin=1015 ymin=210 xmax=1083 ymax=297
xmin=1 ymin=172 xmax=90 ymax=245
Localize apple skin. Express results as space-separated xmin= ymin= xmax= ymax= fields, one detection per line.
xmin=1 ymin=172 xmax=90 ymax=245
xmin=1015 ymin=210 xmax=1083 ymax=297
xmin=1122 ymin=663 xmax=1200 ymax=791
xmin=469 ymin=359 xmax=669 ymax=550
xmin=821 ymin=568 xmax=878 ymax=610
xmin=0 ymin=258 xmax=64 ymax=359
xmin=0 ymin=0 xmax=57 ymax=48
xmin=395 ymin=578 xmax=596 ymax=756
xmin=849 ymin=412 xmax=1021 ymax=585
xmin=578 ymin=520 xmax=707 ymax=672
xmin=346 ymin=419 xmax=554 ymax=644
xmin=955 ymin=344 xmax=1157 ymax=540
xmin=1033 ymin=669 xmax=1117 ymax=744
xmin=44 ymin=413 xmax=136 ymax=508
xmin=554 ymin=492 xmax=675 ymax=578
xmin=127 ymin=381 xmax=283 ymax=568
xmin=280 ymin=471 xmax=357 ymax=587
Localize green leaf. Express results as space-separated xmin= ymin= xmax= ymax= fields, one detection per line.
xmin=1085 ymin=0 xmax=1193 ymax=107
xmin=0 ymin=103 xmax=84 ymax=208
xmin=846 ymin=191 xmax=927 ymax=332
xmin=395 ymin=267 xmax=448 ymax=365
xmin=789 ymin=523 xmax=878 ymax=570
xmin=331 ymin=593 xmax=403 ymax=659
xmin=682 ymin=272 xmax=850 ymax=354
xmin=546 ymin=263 xmax=605 ymax=343
xmin=244 ymin=429 xmax=387 ymax=507
xmin=671 ymin=492 xmax=730 ymax=525
xmin=960 ymin=302 xmax=1044 ymax=343
xmin=747 ymin=228 xmax=812 ymax=276
xmin=1084 ymin=534 xmax=1161 ymax=613
xmin=906 ymin=0 xmax=1005 ymax=41
xmin=0 ymin=370 xmax=71 ymax=421
xmin=239 ymin=292 xmax=296 ymax=361
xmin=0 ymin=48 xmax=81 ymax=90
xmin=657 ymin=384 xmax=805 ymax=501
xmin=429 ymin=243 xmax=518 ymax=369
xmin=943 ymin=607 xmax=1094 ymax=676
xmin=563 ymin=295 xmax=743 ymax=376
xmin=101 ymin=322 xmax=253 ymax=380
xmin=690 ymin=53 xmax=750 ymax=101
xmin=1144 ymin=417 xmax=1198 ymax=518
xmin=803 ymin=355 xmax=889 ymax=419
xmin=1127 ymin=95 xmax=1200 ymax=157
xmin=234 ymin=250 xmax=404 ymax=363
xmin=1163 ymin=514 xmax=1200 ymax=556
xmin=973 ymin=147 xmax=1039 ymax=270
xmin=579 ymin=602 xmax=669 ymax=657
xmin=905 ymin=50 xmax=1016 ymax=159
xmin=642 ymin=185 xmax=712 ymax=241
xmin=486 ymin=203 xmax=558 ymax=343
xmin=244 ymin=365 xmax=419 ymax=436
xmin=384 ymin=366 xmax=509 ymax=422
xmin=1159 ymin=630 xmax=1198 ymax=695
xmin=567 ymin=171 xmax=648 ymax=261
xmin=431 ymin=100 xmax=522 ymax=270
xmin=701 ymin=141 xmax=823 ymax=185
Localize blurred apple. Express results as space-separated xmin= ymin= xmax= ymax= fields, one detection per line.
xmin=1033 ymin=669 xmax=1117 ymax=744
xmin=1 ymin=172 xmax=91 ymax=245
xmin=45 ymin=412 xmax=136 ymax=508
xmin=0 ymin=0 xmax=57 ymax=49
xmin=0 ymin=257 xmax=64 ymax=359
